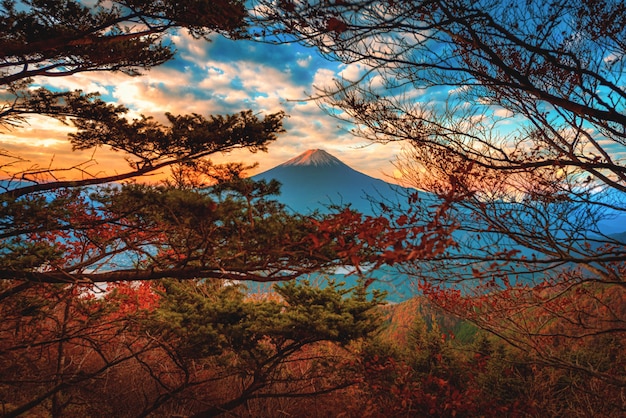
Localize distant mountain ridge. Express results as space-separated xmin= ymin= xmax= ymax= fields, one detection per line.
xmin=253 ymin=149 xmax=408 ymax=214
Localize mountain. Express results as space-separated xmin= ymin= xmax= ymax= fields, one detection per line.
xmin=253 ymin=149 xmax=420 ymax=301
xmin=278 ymin=148 xmax=344 ymax=167
xmin=253 ymin=149 xmax=408 ymax=215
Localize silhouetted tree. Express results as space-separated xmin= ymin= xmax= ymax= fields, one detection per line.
xmin=0 ymin=1 xmax=290 ymax=285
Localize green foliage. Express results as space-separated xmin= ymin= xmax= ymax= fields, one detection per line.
xmin=406 ymin=313 xmax=454 ymax=374
xmin=147 ymin=278 xmax=384 ymax=359
xmin=147 ymin=280 xmax=255 ymax=357
xmin=0 ymin=239 xmax=61 ymax=270
xmin=69 ymin=108 xmax=285 ymax=165
xmin=273 ymin=279 xmax=385 ymax=344
xmin=2 ymin=170 xmax=379 ymax=283
xmin=93 ymin=180 xmax=346 ymax=275
xmin=135 ymin=278 xmax=385 ymax=416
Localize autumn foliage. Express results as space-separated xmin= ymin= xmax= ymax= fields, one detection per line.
xmin=5 ymin=276 xmax=623 ymax=416
xmin=3 ymin=0 xmax=626 ymax=416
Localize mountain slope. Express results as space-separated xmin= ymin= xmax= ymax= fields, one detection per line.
xmin=252 ymin=149 xmax=418 ymax=301
xmin=253 ymin=149 xmax=407 ymax=214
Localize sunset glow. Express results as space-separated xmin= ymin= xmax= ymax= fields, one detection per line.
xmin=1 ymin=32 xmax=403 ymax=184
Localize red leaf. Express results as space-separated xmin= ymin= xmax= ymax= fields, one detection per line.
xmin=326 ymin=17 xmax=348 ymax=34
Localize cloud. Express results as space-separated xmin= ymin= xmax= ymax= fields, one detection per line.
xmin=6 ymin=33 xmax=405 ymax=182
xmin=493 ymin=108 xmax=514 ymax=118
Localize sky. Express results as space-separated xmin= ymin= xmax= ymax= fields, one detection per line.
xmin=5 ymin=8 xmax=621 ymax=189
xmin=1 ymin=30 xmax=406 ymax=184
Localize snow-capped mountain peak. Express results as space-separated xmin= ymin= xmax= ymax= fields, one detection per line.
xmin=254 ymin=148 xmax=405 ymax=215
xmin=278 ymin=149 xmax=344 ymax=167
